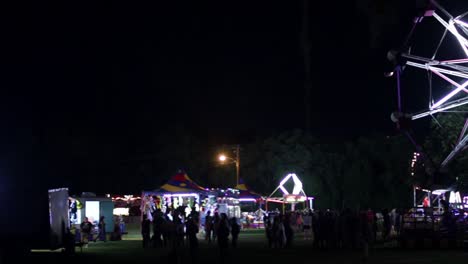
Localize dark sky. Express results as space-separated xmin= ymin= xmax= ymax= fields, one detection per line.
xmin=2 ymin=1 xmax=464 ymax=193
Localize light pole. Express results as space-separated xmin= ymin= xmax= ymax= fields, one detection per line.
xmin=218 ymin=144 xmax=240 ymax=186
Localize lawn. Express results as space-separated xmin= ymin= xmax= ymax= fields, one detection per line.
xmin=28 ymin=227 xmax=468 ymax=264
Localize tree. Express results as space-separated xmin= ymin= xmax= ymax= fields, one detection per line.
xmin=424 ymin=108 xmax=468 ymax=190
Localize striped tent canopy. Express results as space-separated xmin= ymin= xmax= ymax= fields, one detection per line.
xmin=155 ymin=172 xmax=207 ymax=193
xmin=235 ymin=178 xmax=262 ymax=199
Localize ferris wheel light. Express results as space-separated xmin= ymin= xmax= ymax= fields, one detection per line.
xmin=430 ymin=80 xmax=468 ymax=110
xmin=454 ymin=19 xmax=468 ymax=29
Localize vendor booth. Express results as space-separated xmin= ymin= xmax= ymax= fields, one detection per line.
xmin=266 ymin=173 xmax=314 ymax=213
xmin=211 ymin=188 xmax=241 ymax=219
xmin=234 ymin=179 xmax=265 ymax=228
xmin=414 ymin=186 xmax=465 ymax=213
xmin=69 ymin=193 xmax=114 ymax=233
xmin=141 ymin=172 xmax=209 ymax=220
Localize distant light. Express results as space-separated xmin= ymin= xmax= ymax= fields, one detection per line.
xmin=384 ymin=71 xmax=394 ymax=77
xmin=449 ymin=191 xmax=462 ymax=204
xmin=239 ymin=198 xmax=256 ymax=202
xmin=163 ymin=193 xmax=198 ymax=198
xmin=219 ymin=155 xmax=227 ymax=162
xmin=113 ymin=207 xmax=129 ymax=216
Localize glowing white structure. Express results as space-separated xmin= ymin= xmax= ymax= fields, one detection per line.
xmin=277 ymin=173 xmax=306 ymax=196
xmin=449 ymin=191 xmax=462 ymax=204
xmin=389 ymin=1 xmax=468 ymax=168
xmin=267 ymin=173 xmax=313 ymax=212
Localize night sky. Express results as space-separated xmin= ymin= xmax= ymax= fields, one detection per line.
xmin=2 ymin=1 xmax=464 ymax=193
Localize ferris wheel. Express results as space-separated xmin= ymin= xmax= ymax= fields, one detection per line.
xmin=387 ymin=0 xmax=468 ymax=171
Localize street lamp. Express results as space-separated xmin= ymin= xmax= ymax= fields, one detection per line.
xmin=217 ymin=145 xmax=240 ymax=186
xmin=218 ymin=154 xmax=227 ymax=162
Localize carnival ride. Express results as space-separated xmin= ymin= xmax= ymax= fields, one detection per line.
xmin=387 ymin=0 xmax=468 ymax=171
xmin=386 ymin=2 xmax=468 ymax=243
xmin=266 ymin=173 xmax=314 ymax=213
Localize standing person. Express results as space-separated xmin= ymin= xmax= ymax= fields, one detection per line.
xmin=141 ymin=214 xmax=151 ymax=248
xmin=98 ymin=216 xmax=106 ymax=242
xmin=204 ymin=211 xmax=213 ymax=243
xmin=152 ymin=209 xmax=163 ymax=248
xmin=303 ymin=212 xmax=312 ymax=240
xmin=213 ymin=212 xmax=220 ymax=242
xmin=394 ymin=208 xmax=402 ymax=237
xmin=217 ymin=213 xmax=230 ymax=263
xmin=80 ymin=217 xmax=93 ymax=248
xmin=296 ymin=212 xmax=303 ymax=232
xmin=274 ymin=216 xmax=286 ymax=248
xmin=265 ymin=217 xmax=273 ymax=248
xmin=284 ymin=213 xmax=293 ymax=248
xmin=312 ymin=211 xmax=320 ymax=248
xmin=382 ymin=209 xmax=391 ymax=240
xmin=360 ymin=211 xmax=371 ymax=263
xmin=186 ymin=217 xmax=199 ymax=264
xmin=230 ymin=217 xmax=240 ymax=248
xmin=174 ymin=213 xmax=185 ymax=247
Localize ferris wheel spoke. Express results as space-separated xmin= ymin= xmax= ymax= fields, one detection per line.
xmin=411 ymin=96 xmax=468 ymax=120
xmin=432 ymin=12 xmax=468 ymax=56
xmin=428 ymin=68 xmax=468 ymax=94
xmin=457 ymin=118 xmax=468 ymax=144
xmin=441 ymin=134 xmax=468 ymax=168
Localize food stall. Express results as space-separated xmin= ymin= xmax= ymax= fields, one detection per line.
xmin=141 ymin=172 xmax=210 ymax=220
xmin=234 ymin=179 xmax=265 ymax=228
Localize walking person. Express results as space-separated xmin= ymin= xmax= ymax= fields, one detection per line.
xmin=230 ymin=217 xmax=240 ymax=248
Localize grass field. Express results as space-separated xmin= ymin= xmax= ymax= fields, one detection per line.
xmin=28 ymin=226 xmax=468 ymax=264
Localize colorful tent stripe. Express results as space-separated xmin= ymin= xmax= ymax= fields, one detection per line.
xmin=157 ymin=172 xmax=206 ymax=193
xmin=235 ymin=178 xmax=262 ymax=199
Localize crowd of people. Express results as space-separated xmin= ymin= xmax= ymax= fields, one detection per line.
xmin=264 ymin=208 xmax=403 ymax=250
xmin=141 ymin=207 xmax=241 ymax=263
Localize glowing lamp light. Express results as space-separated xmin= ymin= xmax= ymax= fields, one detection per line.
xmin=219 ymin=155 xmax=227 ymax=162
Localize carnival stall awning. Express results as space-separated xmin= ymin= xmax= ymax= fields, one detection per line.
xmin=152 ymin=172 xmax=207 ymax=194
xmin=235 ymin=178 xmax=263 ymax=201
